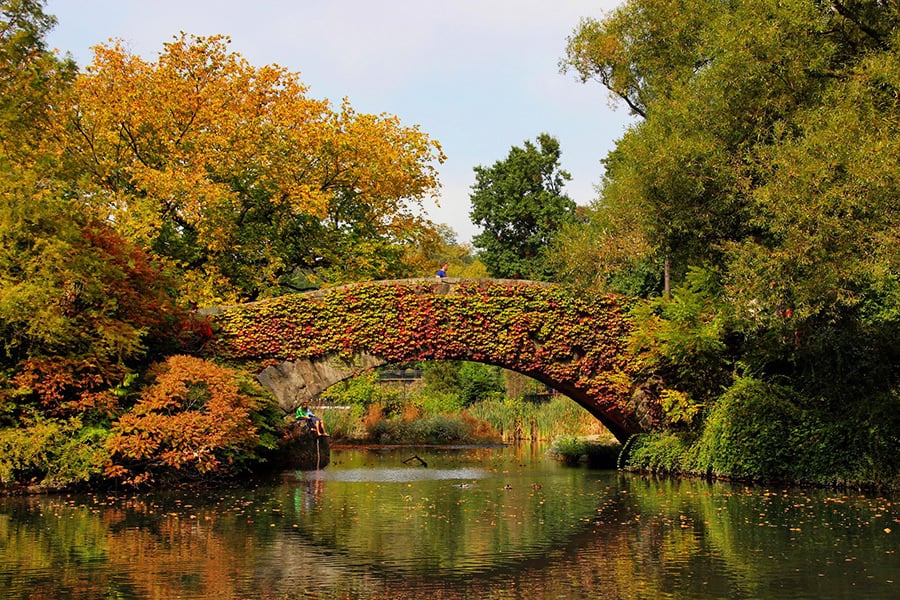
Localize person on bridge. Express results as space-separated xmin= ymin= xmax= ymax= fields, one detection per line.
xmin=436 ymin=263 xmax=448 ymax=278
xmin=296 ymin=402 xmax=329 ymax=437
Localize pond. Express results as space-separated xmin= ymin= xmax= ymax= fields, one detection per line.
xmin=1 ymin=444 xmax=897 ymax=599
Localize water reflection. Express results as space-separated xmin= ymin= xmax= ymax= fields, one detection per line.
xmin=0 ymin=444 xmax=897 ymax=599
xmin=309 ymin=466 xmax=489 ymax=482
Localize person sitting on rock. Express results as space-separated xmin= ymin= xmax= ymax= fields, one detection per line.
xmin=295 ymin=402 xmax=328 ymax=436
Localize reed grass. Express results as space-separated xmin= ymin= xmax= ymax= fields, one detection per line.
xmin=315 ymin=378 xmax=615 ymax=444
xmin=464 ymin=396 xmax=610 ymax=441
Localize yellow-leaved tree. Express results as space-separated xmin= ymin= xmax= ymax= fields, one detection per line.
xmin=54 ymin=34 xmax=445 ymax=304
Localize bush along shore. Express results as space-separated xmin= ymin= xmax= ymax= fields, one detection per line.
xmin=616 ymin=378 xmax=900 ymax=494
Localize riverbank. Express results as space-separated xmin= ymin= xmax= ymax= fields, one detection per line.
xmin=619 ymin=431 xmax=900 ymax=495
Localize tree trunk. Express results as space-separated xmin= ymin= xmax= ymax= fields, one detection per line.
xmin=664 ymin=254 xmax=671 ymax=299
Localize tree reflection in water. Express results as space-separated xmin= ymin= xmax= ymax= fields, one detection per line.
xmin=1 ymin=445 xmax=897 ymax=599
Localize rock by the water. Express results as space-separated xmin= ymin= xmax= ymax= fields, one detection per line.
xmin=278 ymin=419 xmax=330 ymax=470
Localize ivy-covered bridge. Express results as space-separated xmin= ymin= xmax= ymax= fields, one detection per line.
xmin=202 ymin=278 xmax=643 ymax=442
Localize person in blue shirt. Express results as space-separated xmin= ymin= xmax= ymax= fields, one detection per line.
xmin=296 ymin=402 xmax=328 ymax=436
xmin=436 ymin=263 xmax=448 ymax=278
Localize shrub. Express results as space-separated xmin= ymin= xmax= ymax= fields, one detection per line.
xmin=787 ymin=390 xmax=900 ymax=488
xmin=550 ymin=436 xmax=587 ymax=466
xmin=582 ymin=440 xmax=622 ymax=468
xmin=624 ymin=432 xmax=694 ymax=473
xmin=418 ymin=414 xmax=468 ymax=443
xmin=367 ymin=418 xmax=399 ymax=444
xmin=0 ymin=415 xmax=109 ymax=488
xmin=105 ymin=355 xmax=278 ymax=486
xmin=551 ymin=436 xmax=621 ymax=468
xmin=619 ymin=378 xmax=811 ymax=482
xmin=693 ymin=376 xmax=804 ymax=481
xmin=622 ymin=380 xmax=900 ymax=490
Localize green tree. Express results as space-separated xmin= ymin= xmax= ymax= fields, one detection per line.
xmin=561 ymin=0 xmax=711 ymax=119
xmin=458 ymin=362 xmax=504 ymax=406
xmin=421 ymin=360 xmax=461 ymax=396
xmin=560 ymin=0 xmax=899 ymax=304
xmin=419 ymin=360 xmax=503 ymax=406
xmin=469 ymin=133 xmax=575 ymax=280
xmin=555 ymin=0 xmax=900 ymax=483
xmin=0 ymin=0 xmax=76 ymax=171
xmin=560 ymin=1 xmax=755 ymax=296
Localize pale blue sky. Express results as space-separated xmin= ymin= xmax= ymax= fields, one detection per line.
xmin=44 ymin=0 xmax=633 ymax=243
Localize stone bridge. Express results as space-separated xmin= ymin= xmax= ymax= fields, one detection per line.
xmin=202 ymin=278 xmax=643 ymax=442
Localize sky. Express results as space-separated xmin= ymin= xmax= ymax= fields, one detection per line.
xmin=44 ymin=0 xmax=634 ymax=244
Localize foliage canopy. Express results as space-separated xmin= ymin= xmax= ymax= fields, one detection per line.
xmin=0 ymin=5 xmax=449 ymax=489
xmin=50 ymin=34 xmax=446 ymax=303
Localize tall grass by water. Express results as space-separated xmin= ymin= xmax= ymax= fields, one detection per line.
xmin=317 ymin=394 xmax=611 ymax=445
xmin=465 ymin=395 xmax=611 ymax=442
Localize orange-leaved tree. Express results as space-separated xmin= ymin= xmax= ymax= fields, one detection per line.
xmin=54 ymin=34 xmax=445 ymax=303
xmin=105 ymin=355 xmax=277 ymax=486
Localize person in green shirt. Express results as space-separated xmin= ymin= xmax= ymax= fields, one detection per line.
xmin=296 ymin=402 xmax=328 ymax=436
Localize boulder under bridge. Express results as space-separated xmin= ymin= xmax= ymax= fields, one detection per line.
xmin=201 ymin=278 xmax=644 ymax=442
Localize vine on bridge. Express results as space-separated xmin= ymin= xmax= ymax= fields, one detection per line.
xmin=205 ymin=280 xmax=639 ymax=425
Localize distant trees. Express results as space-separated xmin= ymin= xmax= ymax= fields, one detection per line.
xmin=418 ymin=223 xmax=488 ymax=279
xmin=469 ymin=134 xmax=575 ymax=280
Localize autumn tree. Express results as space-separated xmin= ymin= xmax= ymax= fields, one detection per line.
xmin=0 ymin=6 xmax=220 ymax=489
xmin=469 ymin=134 xmax=575 ymax=280
xmin=0 ymin=170 xmax=211 ymax=488
xmin=0 ymin=11 xmax=450 ymax=491
xmin=0 ymin=174 xmax=191 ymax=421
xmin=105 ymin=355 xmax=277 ymax=486
xmin=53 ymin=34 xmax=446 ymax=303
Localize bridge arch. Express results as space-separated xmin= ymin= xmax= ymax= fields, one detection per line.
xmin=202 ymin=278 xmax=643 ymax=442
